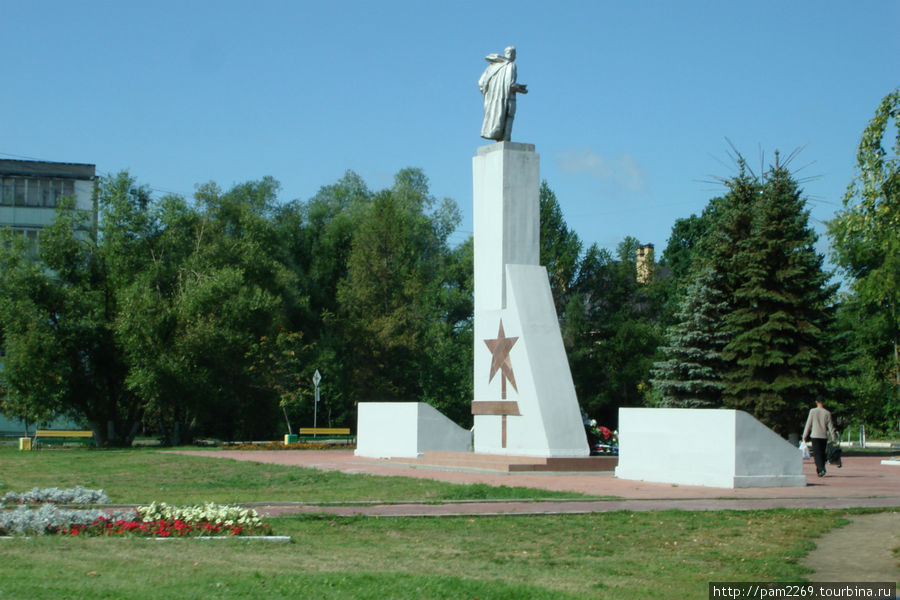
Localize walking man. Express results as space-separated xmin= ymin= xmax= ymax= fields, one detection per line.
xmin=802 ymin=396 xmax=838 ymax=477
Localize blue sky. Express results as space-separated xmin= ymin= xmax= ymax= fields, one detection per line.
xmin=3 ymin=1 xmax=898 ymax=259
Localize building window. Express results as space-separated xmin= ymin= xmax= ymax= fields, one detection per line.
xmin=0 ymin=177 xmax=74 ymax=208
xmin=14 ymin=179 xmax=26 ymax=206
xmin=50 ymin=180 xmax=61 ymax=206
xmin=40 ymin=178 xmax=52 ymax=207
xmin=25 ymin=180 xmax=41 ymax=207
xmin=0 ymin=178 xmax=12 ymax=206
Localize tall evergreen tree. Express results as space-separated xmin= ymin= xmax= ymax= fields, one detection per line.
xmin=657 ymin=157 xmax=836 ymax=435
xmin=650 ymin=269 xmax=729 ymax=408
xmin=701 ymin=166 xmax=758 ymax=300
xmin=715 ymin=158 xmax=835 ymax=435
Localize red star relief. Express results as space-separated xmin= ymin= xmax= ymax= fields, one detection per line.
xmin=484 ymin=319 xmax=518 ymax=398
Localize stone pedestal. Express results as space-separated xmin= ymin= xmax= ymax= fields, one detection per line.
xmin=471 ymin=142 xmax=588 ymax=457
xmin=614 ymin=408 xmax=806 ymax=488
xmin=473 ymin=142 xmax=539 ymax=312
xmin=355 ymin=402 xmax=472 ymax=459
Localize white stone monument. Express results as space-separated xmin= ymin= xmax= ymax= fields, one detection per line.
xmin=471 ymin=142 xmax=588 ymax=457
xmin=614 ymin=408 xmax=806 ymax=488
xmin=360 ymin=52 xmax=588 ymax=462
xmin=355 ymin=402 xmax=472 ymax=459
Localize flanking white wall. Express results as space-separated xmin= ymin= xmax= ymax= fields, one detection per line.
xmin=355 ymin=402 xmax=472 ymax=459
xmin=473 ymin=265 xmax=589 ymax=457
xmin=614 ymin=408 xmax=805 ymax=488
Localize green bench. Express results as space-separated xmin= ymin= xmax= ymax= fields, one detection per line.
xmin=33 ymin=429 xmax=95 ymax=449
xmin=297 ymin=427 xmax=354 ymax=443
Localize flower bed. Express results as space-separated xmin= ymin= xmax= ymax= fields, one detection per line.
xmin=66 ymin=514 xmax=267 ymax=537
xmin=134 ymin=502 xmax=269 ymax=537
xmin=1 ymin=505 xmax=129 ymax=536
xmin=587 ymin=421 xmax=619 ymax=456
xmin=225 ymin=441 xmax=353 ymax=451
xmin=0 ymin=489 xmax=271 ymax=538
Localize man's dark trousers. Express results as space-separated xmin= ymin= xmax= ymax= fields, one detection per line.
xmin=811 ymin=438 xmax=827 ymax=475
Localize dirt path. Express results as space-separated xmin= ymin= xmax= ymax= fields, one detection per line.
xmin=801 ymin=512 xmax=900 ymax=584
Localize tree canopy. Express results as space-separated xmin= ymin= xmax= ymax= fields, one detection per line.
xmin=0 ymin=168 xmax=471 ymax=443
xmin=652 ymin=156 xmax=835 ymax=436
xmin=828 ymin=88 xmax=900 ymax=431
xmin=4 ymin=123 xmax=893 ymax=443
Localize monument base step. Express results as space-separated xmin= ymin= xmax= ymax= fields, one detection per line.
xmin=388 ymin=451 xmax=617 ymax=472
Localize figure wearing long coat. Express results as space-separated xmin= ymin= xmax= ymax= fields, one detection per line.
xmin=479 ymin=54 xmax=518 ymax=141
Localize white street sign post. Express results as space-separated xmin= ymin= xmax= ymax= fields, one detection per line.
xmin=313 ymin=370 xmax=322 ymax=435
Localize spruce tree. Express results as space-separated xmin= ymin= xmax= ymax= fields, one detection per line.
xmin=718 ymin=158 xmax=835 ymax=435
xmin=651 ymin=268 xmax=730 ymax=407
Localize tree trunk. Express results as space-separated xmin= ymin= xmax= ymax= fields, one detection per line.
xmin=894 ymin=337 xmax=899 ymax=386
xmin=87 ymin=421 xmax=105 ymax=447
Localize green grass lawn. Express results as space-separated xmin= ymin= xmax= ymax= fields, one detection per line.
xmin=0 ymin=509 xmax=847 ymax=599
xmin=0 ymin=447 xmax=584 ymax=504
xmin=0 ymin=447 xmax=883 ymax=599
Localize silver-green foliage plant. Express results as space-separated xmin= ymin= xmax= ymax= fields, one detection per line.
xmin=1 ymin=486 xmax=111 ymax=506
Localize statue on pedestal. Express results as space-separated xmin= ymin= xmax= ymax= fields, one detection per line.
xmin=478 ymin=46 xmax=528 ymax=141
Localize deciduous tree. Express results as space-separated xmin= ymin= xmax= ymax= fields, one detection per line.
xmin=828 ymin=88 xmax=900 ymax=430
xmin=0 ymin=195 xmax=140 ymax=446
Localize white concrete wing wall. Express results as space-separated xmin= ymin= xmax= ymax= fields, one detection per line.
xmin=415 ymin=402 xmax=473 ymax=455
xmin=504 ymin=264 xmax=587 ymax=457
xmin=734 ymin=410 xmax=806 ymax=487
xmin=472 ymin=266 xmax=589 ymax=457
xmin=355 ymin=402 xmax=472 ymax=459
xmin=614 ymin=408 xmax=805 ymax=488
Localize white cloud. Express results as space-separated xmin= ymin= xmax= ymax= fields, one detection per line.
xmin=557 ymin=148 xmax=648 ymax=193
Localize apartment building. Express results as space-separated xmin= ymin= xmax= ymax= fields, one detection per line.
xmin=0 ymin=159 xmax=96 ymax=435
xmin=0 ymin=158 xmax=97 ymax=252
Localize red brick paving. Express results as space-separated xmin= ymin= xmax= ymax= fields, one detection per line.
xmin=171 ymin=450 xmax=900 ymax=517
